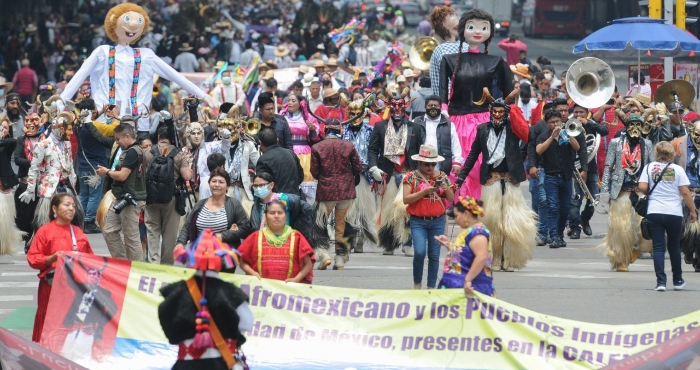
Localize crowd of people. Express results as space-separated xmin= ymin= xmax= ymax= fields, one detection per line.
xmin=0 ymin=1 xmax=699 ymax=367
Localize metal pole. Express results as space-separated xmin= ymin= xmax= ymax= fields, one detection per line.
xmin=664 ymin=0 xmax=674 ymax=82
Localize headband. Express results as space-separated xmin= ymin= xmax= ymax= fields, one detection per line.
xmin=458 ymin=196 xmax=484 ymax=217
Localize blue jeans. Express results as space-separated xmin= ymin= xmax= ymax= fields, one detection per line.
xmin=529 ymin=167 xmax=548 ymax=239
xmin=568 ymin=173 xmax=600 ymax=230
xmin=409 ymin=215 xmax=445 ymax=288
xmin=544 ymin=174 xmax=572 ymax=239
xmin=78 ymin=171 xmax=105 ymax=223
xmin=647 ymin=213 xmax=683 ymax=287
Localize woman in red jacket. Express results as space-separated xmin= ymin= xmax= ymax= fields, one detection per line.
xmin=27 ymin=193 xmax=94 ymax=342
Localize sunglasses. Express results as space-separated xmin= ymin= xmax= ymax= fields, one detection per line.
xmin=421 ymin=162 xmax=437 ymax=167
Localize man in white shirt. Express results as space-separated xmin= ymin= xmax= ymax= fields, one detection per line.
xmin=212 ymin=70 xmax=246 ymax=111
xmin=517 ymin=83 xmax=537 ymax=123
xmin=307 ymin=81 xmax=323 ymax=113
xmin=173 ymin=43 xmax=200 ymax=73
xmin=413 ymin=95 xmax=463 ymax=174
xmin=368 ymin=31 xmax=389 ymax=65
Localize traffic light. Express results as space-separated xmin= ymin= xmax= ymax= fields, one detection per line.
xmin=639 ymin=0 xmax=663 ymax=18
xmin=677 ymin=0 xmax=699 ymax=30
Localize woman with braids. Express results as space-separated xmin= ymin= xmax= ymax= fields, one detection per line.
xmin=279 ymin=94 xmax=321 ymax=203
xmin=438 ymin=9 xmax=514 ymax=199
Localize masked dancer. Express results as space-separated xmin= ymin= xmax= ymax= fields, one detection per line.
xmin=0 ymin=116 xmax=23 ymax=256
xmin=457 ymin=89 xmax=535 ymax=271
xmin=13 ymin=113 xmax=44 ymax=252
xmin=184 ymin=122 xmax=231 ymax=200
xmin=368 ymin=89 xmax=426 ymax=255
xmin=598 ymin=114 xmax=653 ymax=272
xmin=672 ymin=121 xmax=700 ymax=272
xmin=224 ymin=117 xmax=259 ymax=216
xmin=342 ymin=98 xmax=379 ymax=252
xmin=18 ymin=111 xmax=83 ymax=244
xmin=438 ymin=9 xmax=513 ymax=199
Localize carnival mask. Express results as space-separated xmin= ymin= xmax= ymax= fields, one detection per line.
xmin=626 ymin=120 xmax=643 ymax=138
xmin=641 ymin=109 xmax=657 ymax=136
xmin=389 ymin=98 xmax=408 ymax=123
xmin=347 ymin=104 xmax=366 ymax=127
xmin=491 ymin=106 xmax=507 ymax=126
xmin=24 ymin=113 xmax=41 ymax=136
xmin=691 ymin=122 xmax=700 ymax=150
xmin=115 ymin=11 xmax=146 ymax=45
xmin=463 ymin=19 xmax=491 ymax=48
xmin=187 ymin=122 xmax=204 ymax=146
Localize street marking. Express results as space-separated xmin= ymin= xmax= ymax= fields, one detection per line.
xmin=343 ymin=266 xmax=412 ymax=270
xmin=580 ymin=262 xmax=653 ymax=267
xmin=0 ymin=283 xmax=37 ymax=288
xmin=0 ymin=296 xmax=33 ymax=301
xmin=1 ymin=272 xmax=36 ymax=277
xmin=518 ymin=273 xmax=610 ymax=279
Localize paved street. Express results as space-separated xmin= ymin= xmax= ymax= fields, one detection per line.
xmin=2 ymin=186 xmax=699 ymax=341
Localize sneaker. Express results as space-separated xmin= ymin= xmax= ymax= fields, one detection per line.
xmin=581 ymin=220 xmax=593 ymax=236
xmin=536 ymin=237 xmax=546 ymax=246
xmin=84 ymin=221 xmax=101 ymax=234
xmin=566 ymin=227 xmax=573 ymax=237
xmin=557 ymin=237 xmax=567 ymax=248
xmin=403 ymin=246 xmax=414 ymax=257
xmin=655 ymin=285 xmax=666 ymax=291
xmin=674 ymin=280 xmax=686 ymax=290
xmin=569 ymin=229 xmax=581 ymax=240
xmin=549 ymin=239 xmax=560 ymax=249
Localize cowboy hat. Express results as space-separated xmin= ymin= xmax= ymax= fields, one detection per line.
xmin=274 ymin=45 xmax=290 ymax=57
xmin=403 ymin=69 xmax=416 ymax=78
xmin=510 ymin=63 xmax=531 ymax=79
xmin=326 ymin=58 xmax=338 ymax=67
xmin=411 ymin=144 xmax=445 ymax=163
xmin=63 ymin=45 xmax=74 ymax=52
xmin=215 ymin=61 xmax=226 ymax=70
xmin=323 ymin=87 xmax=339 ymax=99
xmin=25 ymin=24 xmax=37 ymax=33
xmin=361 ymin=35 xmax=370 ymax=41
xmin=302 ymin=73 xmax=315 ymax=87
xmin=396 ymin=75 xmax=406 ymax=83
xmin=0 ymin=76 xmax=14 ymax=95
xmin=264 ymin=60 xmax=278 ymax=70
xmin=179 ymin=43 xmax=193 ymax=51
xmin=258 ymin=62 xmax=270 ymax=71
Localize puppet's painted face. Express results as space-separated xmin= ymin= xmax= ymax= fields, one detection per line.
xmin=115 ymin=11 xmax=146 ymax=45
xmin=464 ymin=19 xmax=491 ymax=47
xmin=627 ymin=120 xmax=643 ymax=138
xmin=188 ymin=123 xmax=204 ymax=146
xmin=444 ymin=15 xmax=459 ymax=41
xmin=24 ymin=113 xmax=40 ymax=136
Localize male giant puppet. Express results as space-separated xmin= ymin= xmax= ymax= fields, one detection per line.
xmin=59 ymin=3 xmax=211 ymax=133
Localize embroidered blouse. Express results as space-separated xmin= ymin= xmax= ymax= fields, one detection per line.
xmin=403 ymin=171 xmax=452 ymax=217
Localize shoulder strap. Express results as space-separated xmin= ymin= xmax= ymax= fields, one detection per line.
xmin=185 ymin=278 xmax=236 ymax=369
xmin=648 ymin=162 xmax=672 ymax=196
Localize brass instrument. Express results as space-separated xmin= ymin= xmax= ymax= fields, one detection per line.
xmin=564 ymin=118 xmax=583 ymax=137
xmin=566 ymin=57 xmax=616 ymax=211
xmin=153 ymin=84 xmax=160 ymax=97
xmin=654 ymin=80 xmax=696 ymax=131
xmin=408 ymin=36 xmax=439 ymax=71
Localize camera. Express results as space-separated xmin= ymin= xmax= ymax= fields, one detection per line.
xmin=113 ymin=193 xmax=137 ymax=214
xmin=435 ymin=178 xmax=443 ymax=187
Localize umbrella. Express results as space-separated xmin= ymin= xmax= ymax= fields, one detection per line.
xmin=573 ymin=17 xmax=700 ymax=85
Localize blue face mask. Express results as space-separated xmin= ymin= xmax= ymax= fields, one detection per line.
xmin=254 ymin=185 xmax=271 ymax=199
xmin=0 ymin=89 xmax=4 ymax=96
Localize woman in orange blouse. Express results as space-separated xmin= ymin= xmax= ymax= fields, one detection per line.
xmin=403 ymin=145 xmax=455 ymax=289
xmin=239 ymin=200 xmax=316 ymax=283
xmin=27 ymin=193 xmax=94 ymax=342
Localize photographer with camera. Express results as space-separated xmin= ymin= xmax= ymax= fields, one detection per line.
xmin=95 ymin=124 xmax=147 ymax=261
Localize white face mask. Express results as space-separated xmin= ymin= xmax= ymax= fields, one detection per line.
xmin=544 ymin=73 xmax=553 ymax=81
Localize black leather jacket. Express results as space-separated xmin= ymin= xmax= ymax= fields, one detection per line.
xmin=439 ymin=53 xmax=513 ymax=116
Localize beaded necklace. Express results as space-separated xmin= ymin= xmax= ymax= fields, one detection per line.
xmin=108 ymin=45 xmax=142 ymax=116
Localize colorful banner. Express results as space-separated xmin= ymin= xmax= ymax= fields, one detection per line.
xmin=41 ymin=253 xmax=700 ymax=369
xmin=0 ymin=327 xmax=88 ymax=370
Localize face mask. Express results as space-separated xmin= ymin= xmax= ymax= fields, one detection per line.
xmin=426 ymin=107 xmax=441 ymax=119
xmin=222 ymin=77 xmax=232 ymax=85
xmin=254 ymin=185 xmax=270 ymax=199
xmin=558 ymin=92 xmax=567 ymax=100
xmin=544 ymin=73 xmax=552 ymax=81
xmin=323 ymin=80 xmax=331 ymax=86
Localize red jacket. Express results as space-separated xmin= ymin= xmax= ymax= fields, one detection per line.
xmin=310 ymin=137 xmax=362 ymax=202
xmin=13 ymin=67 xmax=37 ymax=96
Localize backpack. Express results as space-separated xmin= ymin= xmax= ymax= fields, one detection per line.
xmin=146 ymin=145 xmax=180 ymax=205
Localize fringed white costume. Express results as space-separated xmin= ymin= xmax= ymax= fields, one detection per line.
xmin=344 ymin=176 xmax=379 ymax=252
xmin=0 ymin=192 xmax=24 ymax=255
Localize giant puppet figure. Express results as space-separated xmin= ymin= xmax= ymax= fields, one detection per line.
xmin=672 ymin=121 xmax=700 ymax=272
xmin=59 ymin=3 xmax=211 ymax=130
xmin=438 ymin=9 xmax=513 ymax=199
xmin=598 ymin=114 xmax=653 ymax=272
xmin=457 ymin=89 xmax=536 ymax=271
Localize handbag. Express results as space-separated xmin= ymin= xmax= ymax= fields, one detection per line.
xmin=634 ymin=163 xmax=671 ymax=217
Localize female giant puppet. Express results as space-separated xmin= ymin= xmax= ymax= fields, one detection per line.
xmin=438 ymin=9 xmax=513 ymax=199
xmin=59 ymin=3 xmax=211 ymax=132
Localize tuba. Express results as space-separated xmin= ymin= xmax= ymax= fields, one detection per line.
xmin=408 ymin=36 xmax=439 ymax=71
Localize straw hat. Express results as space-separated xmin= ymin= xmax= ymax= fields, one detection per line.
xmin=299 ymin=65 xmax=309 ymax=74
xmin=25 ymin=24 xmax=37 ymax=33
xmin=302 ymin=73 xmax=315 ymax=87
xmin=258 ymin=63 xmax=270 ymax=71
xmin=401 ymin=60 xmax=411 ymax=69
xmin=510 ymin=63 xmax=531 ymax=79
xmin=411 ymin=145 xmax=445 ymax=163
xmin=326 ymin=58 xmax=338 ymax=67
xmin=323 ymin=87 xmax=339 ymax=99
xmin=63 ymin=45 xmax=74 ymax=52
xmin=403 ymin=69 xmax=416 ymax=78
xmin=361 ymin=35 xmax=369 ymax=41
xmin=179 ymin=43 xmax=193 ymax=51
xmin=263 ymin=70 xmax=275 ymax=80
xmin=314 ymin=59 xmax=326 ymax=68
xmin=274 ymin=45 xmax=290 ymax=57
xmin=264 ymin=60 xmax=278 ymax=70
xmin=635 ymin=93 xmax=652 ymax=107
xmin=0 ymin=76 xmax=14 ymax=96
xmin=397 ymin=75 xmax=406 ymax=83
